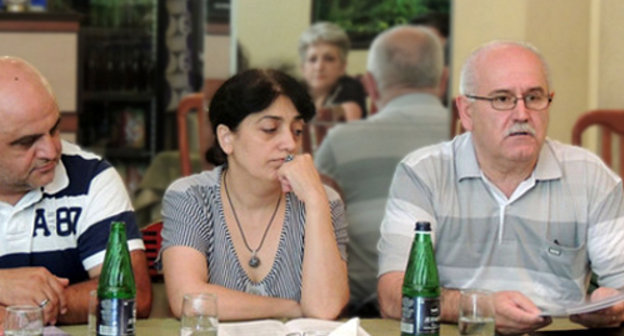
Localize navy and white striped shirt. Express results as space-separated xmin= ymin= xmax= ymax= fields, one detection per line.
xmin=161 ymin=166 xmax=348 ymax=301
xmin=0 ymin=141 xmax=143 ymax=284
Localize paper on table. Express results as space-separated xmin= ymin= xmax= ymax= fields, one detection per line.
xmin=43 ymin=325 xmax=70 ymax=336
xmin=329 ymin=317 xmax=359 ymax=336
xmin=566 ymin=292 xmax=624 ymax=315
xmin=540 ymin=291 xmax=624 ymax=316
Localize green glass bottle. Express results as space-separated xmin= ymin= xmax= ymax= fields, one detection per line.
xmin=401 ymin=221 xmax=440 ymax=336
xmin=97 ymin=221 xmax=136 ymax=336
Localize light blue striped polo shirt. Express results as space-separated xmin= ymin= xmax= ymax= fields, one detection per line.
xmin=379 ymin=132 xmax=624 ymax=312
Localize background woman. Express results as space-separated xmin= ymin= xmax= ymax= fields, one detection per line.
xmin=298 ymin=22 xmax=367 ymax=121
xmin=160 ymin=69 xmax=349 ymax=320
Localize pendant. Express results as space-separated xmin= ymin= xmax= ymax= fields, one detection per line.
xmin=249 ymin=255 xmax=261 ymax=268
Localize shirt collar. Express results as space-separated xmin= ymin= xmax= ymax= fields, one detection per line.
xmin=455 ymin=133 xmax=562 ymax=182
xmin=371 ymin=93 xmax=443 ymax=120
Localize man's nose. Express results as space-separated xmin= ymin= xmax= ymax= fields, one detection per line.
xmin=37 ymin=134 xmax=60 ymax=159
xmin=512 ymin=98 xmax=530 ymax=120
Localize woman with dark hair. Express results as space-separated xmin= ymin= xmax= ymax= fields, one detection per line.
xmin=160 ymin=69 xmax=349 ymax=320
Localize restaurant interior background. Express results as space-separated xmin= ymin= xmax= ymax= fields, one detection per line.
xmin=0 ymin=0 xmax=622 ymax=225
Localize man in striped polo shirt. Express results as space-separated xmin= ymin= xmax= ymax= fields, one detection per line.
xmin=315 ymin=25 xmax=449 ymax=316
xmin=0 ymin=57 xmax=152 ymax=326
xmin=377 ymin=41 xmax=624 ymax=334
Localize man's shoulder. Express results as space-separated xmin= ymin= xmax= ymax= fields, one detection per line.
xmin=546 ymin=138 xmax=612 ymax=166
xmin=60 ymin=141 xmax=111 ymax=178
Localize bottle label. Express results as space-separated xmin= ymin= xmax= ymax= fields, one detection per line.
xmin=97 ymin=298 xmax=136 ymax=336
xmin=400 ymin=295 xmax=440 ymax=335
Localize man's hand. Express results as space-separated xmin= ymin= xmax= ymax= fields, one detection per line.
xmin=570 ymin=287 xmax=624 ymax=328
xmin=0 ymin=267 xmax=69 ymax=325
xmin=493 ymin=291 xmax=552 ymax=335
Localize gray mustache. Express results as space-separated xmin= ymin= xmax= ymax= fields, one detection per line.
xmin=505 ymin=123 xmax=536 ymax=136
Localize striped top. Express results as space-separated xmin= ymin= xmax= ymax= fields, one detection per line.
xmin=379 ymin=133 xmax=624 ymax=311
xmin=161 ymin=166 xmax=348 ymax=301
xmin=0 ymin=141 xmax=143 ymax=284
xmin=315 ymin=93 xmax=449 ymax=305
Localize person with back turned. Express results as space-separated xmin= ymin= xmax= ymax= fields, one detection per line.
xmin=315 ymin=25 xmax=449 ymax=316
xmin=377 ymin=41 xmax=624 ymax=334
xmin=0 ymin=56 xmax=152 ymax=326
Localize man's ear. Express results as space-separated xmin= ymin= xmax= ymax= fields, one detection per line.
xmin=456 ymin=95 xmax=474 ymax=132
xmin=216 ymin=124 xmax=234 ymax=155
xmin=363 ymin=72 xmax=380 ymax=104
xmin=438 ymin=67 xmax=449 ymax=101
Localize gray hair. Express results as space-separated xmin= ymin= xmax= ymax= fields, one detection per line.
xmin=298 ymin=22 xmax=350 ymax=63
xmin=459 ymin=40 xmax=552 ymax=95
xmin=366 ymin=25 xmax=443 ymax=92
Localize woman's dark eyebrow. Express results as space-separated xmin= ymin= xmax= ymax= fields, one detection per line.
xmin=256 ymin=115 xmax=304 ymax=123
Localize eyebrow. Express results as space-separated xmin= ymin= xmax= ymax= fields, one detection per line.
xmin=9 ymin=116 xmax=61 ymax=146
xmin=256 ymin=115 xmax=304 ymax=123
xmin=488 ymin=87 xmax=547 ymax=96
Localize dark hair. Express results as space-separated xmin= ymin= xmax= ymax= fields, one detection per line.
xmin=410 ymin=12 xmax=449 ymax=38
xmin=205 ymin=69 xmax=316 ymax=166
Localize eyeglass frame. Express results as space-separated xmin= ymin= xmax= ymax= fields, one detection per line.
xmin=464 ymin=92 xmax=553 ymax=111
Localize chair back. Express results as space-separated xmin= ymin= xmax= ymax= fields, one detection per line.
xmin=572 ymin=109 xmax=624 ymax=177
xmin=141 ymin=220 xmax=163 ymax=281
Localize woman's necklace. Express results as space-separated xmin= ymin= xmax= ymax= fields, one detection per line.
xmin=223 ymin=170 xmax=281 ymax=268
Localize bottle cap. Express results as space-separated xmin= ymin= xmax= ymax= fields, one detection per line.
xmin=415 ymin=221 xmax=431 ymax=232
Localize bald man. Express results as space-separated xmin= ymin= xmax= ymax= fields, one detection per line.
xmin=0 ymin=57 xmax=152 ymax=326
xmin=377 ymin=41 xmax=624 ymax=334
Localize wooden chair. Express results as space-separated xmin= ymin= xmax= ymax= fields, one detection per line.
xmin=177 ymin=93 xmax=208 ymax=177
xmin=572 ymin=109 xmax=624 ymax=177
xmin=177 ymin=79 xmax=225 ymax=176
xmin=141 ymin=220 xmax=164 ymax=281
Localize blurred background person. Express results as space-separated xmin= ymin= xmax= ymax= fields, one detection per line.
xmin=298 ymin=22 xmax=367 ymax=121
xmin=411 ymin=11 xmax=450 ymax=105
xmin=160 ymin=69 xmax=349 ymax=321
xmin=315 ymin=25 xmax=448 ymax=317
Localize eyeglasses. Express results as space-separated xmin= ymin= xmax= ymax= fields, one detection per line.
xmin=465 ymin=93 xmax=553 ymax=111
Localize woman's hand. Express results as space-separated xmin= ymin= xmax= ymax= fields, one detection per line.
xmin=277 ymin=154 xmax=326 ymax=205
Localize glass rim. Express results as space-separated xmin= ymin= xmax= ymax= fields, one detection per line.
xmin=6 ymin=305 xmax=43 ymax=312
xmin=183 ymin=292 xmax=218 ymax=300
xmin=459 ymin=288 xmax=493 ymax=296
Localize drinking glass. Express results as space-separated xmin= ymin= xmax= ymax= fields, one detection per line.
xmin=88 ymin=289 xmax=98 ymax=336
xmin=458 ymin=289 xmax=496 ymax=336
xmin=180 ymin=293 xmax=218 ymax=336
xmin=4 ymin=305 xmax=44 ymax=336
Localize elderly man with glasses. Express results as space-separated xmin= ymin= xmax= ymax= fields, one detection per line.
xmin=377 ymin=40 xmax=624 ymax=334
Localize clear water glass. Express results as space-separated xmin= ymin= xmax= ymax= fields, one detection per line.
xmin=458 ymin=289 xmax=496 ymax=336
xmin=88 ymin=289 xmax=98 ymax=336
xmin=4 ymin=305 xmax=44 ymax=336
xmin=180 ymin=293 xmax=218 ymax=336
